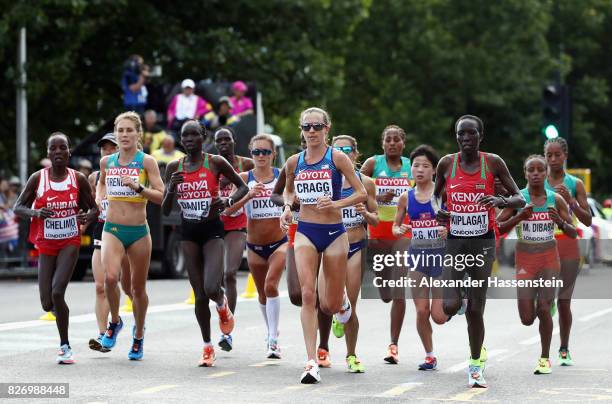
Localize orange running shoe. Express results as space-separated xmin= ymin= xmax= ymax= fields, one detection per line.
xmin=199 ymin=345 xmax=215 ymax=367
xmin=384 ymin=344 xmax=399 ymax=364
xmin=216 ymin=296 xmax=235 ymax=335
xmin=317 ymin=348 xmax=332 ymax=368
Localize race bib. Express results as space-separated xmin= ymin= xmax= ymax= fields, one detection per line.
xmin=295 ymin=169 xmax=332 ymax=205
xmin=44 ymin=214 xmax=78 ymax=240
xmin=521 ymin=212 xmax=554 ymax=242
xmin=375 ymin=178 xmax=411 ymax=206
xmin=248 ymin=187 xmax=282 ymax=220
xmin=411 ymin=218 xmax=444 ymax=249
xmin=106 ymin=167 xmax=139 ymax=198
xmin=450 ymin=211 xmax=488 ymax=237
xmin=342 ymin=206 xmax=364 ymax=229
xmin=177 ymin=180 xmax=213 ymax=220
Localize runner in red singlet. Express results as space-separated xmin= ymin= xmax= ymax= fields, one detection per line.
xmin=14 ymin=132 xmax=97 ymax=364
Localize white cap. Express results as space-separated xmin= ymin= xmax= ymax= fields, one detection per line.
xmin=181 ymin=79 xmax=195 ymax=89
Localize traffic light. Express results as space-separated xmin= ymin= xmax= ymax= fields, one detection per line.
xmin=542 ymin=83 xmax=571 ymax=141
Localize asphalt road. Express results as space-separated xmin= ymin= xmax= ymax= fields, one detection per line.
xmin=1 ymin=265 xmax=611 ymax=403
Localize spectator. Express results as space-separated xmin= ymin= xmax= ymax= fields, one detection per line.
xmin=229 ymin=80 xmax=254 ymax=117
xmin=121 ymin=54 xmax=149 ymax=114
xmin=142 ymin=109 xmax=168 ymax=154
xmin=167 ymin=79 xmax=211 ymax=135
xmin=7 ymin=177 xmax=20 ymax=208
xmin=203 ymin=96 xmax=238 ymax=130
xmin=0 ymin=177 xmax=18 ymax=254
xmin=78 ymin=159 xmax=93 ymax=177
xmin=151 ymin=135 xmax=185 ymax=165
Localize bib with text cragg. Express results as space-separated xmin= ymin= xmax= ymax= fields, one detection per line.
xmin=375 ymin=177 xmax=411 ymax=206
xmin=295 ymin=169 xmax=333 ymax=205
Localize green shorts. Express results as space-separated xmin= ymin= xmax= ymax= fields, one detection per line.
xmin=103 ymin=221 xmax=149 ymax=249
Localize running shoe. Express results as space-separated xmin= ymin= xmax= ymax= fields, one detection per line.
xmin=56 ymin=344 xmax=74 ymax=364
xmin=88 ymin=333 xmax=110 ymax=353
xmin=199 ymin=345 xmax=215 ymax=367
xmin=128 ymin=325 xmax=144 ymax=360
xmin=558 ymin=348 xmax=573 ymax=366
xmin=346 ymin=355 xmax=365 ymax=373
xmin=300 ymin=359 xmax=321 ymax=384
xmin=418 ymin=356 xmax=437 ymax=371
xmin=384 ymin=344 xmax=399 ymax=364
xmin=468 ymin=361 xmax=487 ymax=388
xmin=317 ymin=348 xmax=332 ymax=368
xmin=335 ymin=299 xmax=352 ymax=324
xmin=216 ymin=296 xmax=235 ymax=335
xmin=534 ymin=358 xmax=552 ymax=374
xmin=267 ymin=338 xmax=281 ymax=359
xmin=480 ymin=346 xmax=488 ymax=364
xmin=219 ymin=334 xmax=233 ymax=352
xmin=100 ymin=316 xmax=123 ymax=349
xmin=332 ymin=315 xmax=345 ymax=338
xmin=550 ymin=299 xmax=557 ymax=317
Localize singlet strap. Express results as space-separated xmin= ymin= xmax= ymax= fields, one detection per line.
xmin=237 ymin=156 xmax=243 ymax=172
xmin=247 ymin=169 xmax=254 ymax=183
xmin=480 ymin=152 xmax=486 ymax=180
xmin=450 ymin=153 xmax=458 ymax=179
xmin=203 ymin=153 xmax=210 ymax=169
xmin=178 ymin=157 xmax=184 ymax=172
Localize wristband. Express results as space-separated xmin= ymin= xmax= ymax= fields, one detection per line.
xmin=569 ymin=199 xmax=579 ymax=210
xmin=136 ymin=184 xmax=145 ymax=194
xmin=226 ymin=198 xmax=234 ymax=207
xmin=558 ymin=221 xmax=565 ymax=231
xmin=497 ymin=195 xmax=508 ymax=209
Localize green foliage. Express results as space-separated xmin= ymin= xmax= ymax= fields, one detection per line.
xmin=0 ymin=0 xmax=611 ymax=196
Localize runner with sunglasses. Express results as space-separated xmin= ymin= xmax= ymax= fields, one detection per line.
xmin=497 ymin=154 xmax=576 ymax=375
xmin=361 ymin=125 xmax=412 ymax=364
xmin=163 ymin=121 xmax=246 ymax=367
xmin=434 ymin=115 xmax=525 ymax=387
xmin=392 ymin=145 xmax=448 ymax=371
xmin=543 ymin=137 xmax=591 ymax=366
xmin=15 ymin=132 xmax=98 ymax=364
xmin=281 ymin=107 xmax=367 ymax=384
xmin=314 ymin=135 xmax=377 ymax=373
xmin=214 ymin=126 xmax=254 ymax=351
xmin=225 ymin=134 xmax=287 ymax=359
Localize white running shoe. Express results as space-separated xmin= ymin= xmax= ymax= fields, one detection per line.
xmin=335 ymin=295 xmax=352 ymax=324
xmin=300 ymin=359 xmax=321 ymax=384
xmin=267 ymin=339 xmax=281 ymax=359
xmin=56 ymin=344 xmax=75 ymax=364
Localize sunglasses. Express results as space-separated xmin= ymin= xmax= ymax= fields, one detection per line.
xmin=334 ymin=145 xmax=354 ymax=154
xmin=251 ymin=148 xmax=273 ymax=156
xmin=300 ymin=123 xmax=327 ymax=132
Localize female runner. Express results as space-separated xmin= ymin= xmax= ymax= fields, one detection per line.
xmin=97 ymin=111 xmax=165 ymax=360
xmin=14 ymin=132 xmax=97 ymax=363
xmin=162 ymin=121 xmax=247 ymax=366
xmin=497 ymin=154 xmax=576 ymax=375
xmin=281 ymin=107 xmax=366 ymax=384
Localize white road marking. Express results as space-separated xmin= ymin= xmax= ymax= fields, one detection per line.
xmin=376 ymin=382 xmax=422 ymax=397
xmin=206 ymin=371 xmax=235 ymax=378
xmin=133 ymin=384 xmax=178 ymax=394
xmin=578 ymin=307 xmax=612 ymax=322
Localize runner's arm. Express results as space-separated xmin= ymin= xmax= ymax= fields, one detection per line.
xmin=572 ymin=179 xmax=592 ymax=227
xmin=141 ymin=155 xmax=165 ymax=205
xmin=492 ymin=155 xmax=525 ymax=209
xmin=554 ymin=193 xmax=578 ymax=238
xmin=215 ymin=155 xmax=249 ymax=206
xmin=270 ymin=163 xmax=286 ymax=207
xmin=362 ymin=175 xmax=379 ymax=226
xmin=76 ymin=172 xmax=99 ymax=225
xmin=334 ymin=151 xmax=366 ymax=209
xmin=13 ymin=172 xmax=43 ymax=219
xmin=222 ymin=172 xmax=250 ymax=215
xmin=96 ymin=157 xmax=108 ymax=209
xmin=161 ymin=159 xmax=180 ymax=216
xmin=392 ymin=192 xmax=409 ymax=237
xmin=496 ymin=207 xmax=521 ymax=235
xmin=359 ymin=157 xmax=375 ymax=177
xmin=433 ymin=155 xmax=452 ymax=203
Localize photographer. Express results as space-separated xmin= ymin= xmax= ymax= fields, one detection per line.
xmin=121 ymin=54 xmax=149 ymax=114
